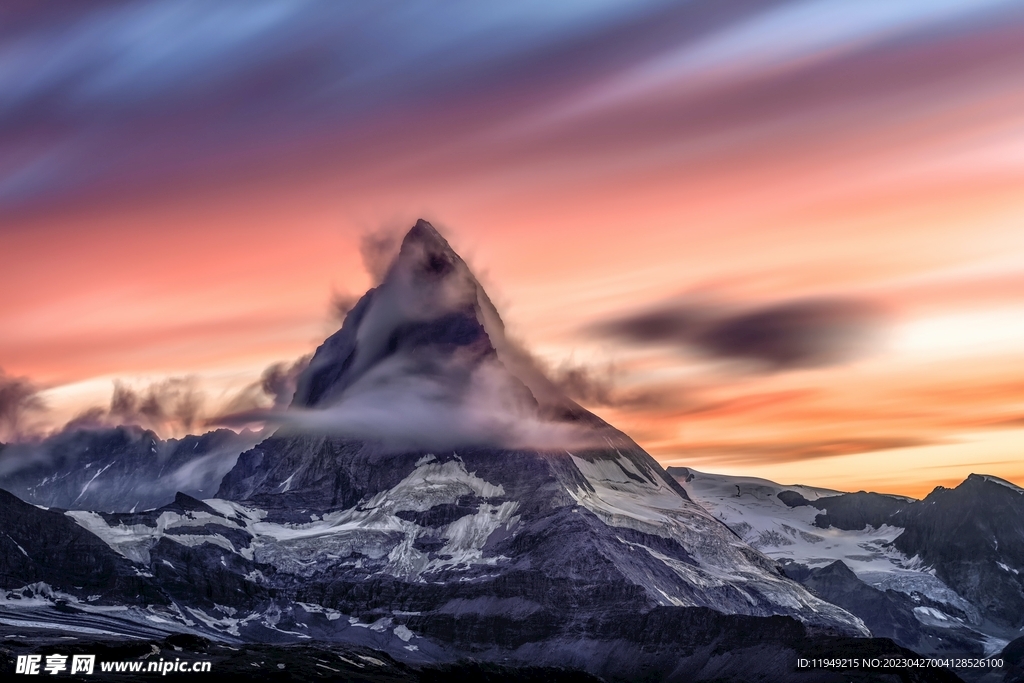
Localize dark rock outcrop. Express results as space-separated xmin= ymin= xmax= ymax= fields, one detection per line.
xmin=776 ymin=489 xmax=911 ymax=531
xmin=1000 ymin=636 xmax=1024 ymax=683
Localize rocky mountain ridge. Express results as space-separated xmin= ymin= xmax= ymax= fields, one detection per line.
xmin=671 ymin=466 xmax=1024 ymax=671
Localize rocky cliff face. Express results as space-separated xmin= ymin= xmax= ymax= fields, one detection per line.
xmin=0 ymin=489 xmax=162 ymax=603
xmin=0 ymin=478 xmax=949 ymax=682
xmin=781 ymin=473 xmax=1024 ymax=632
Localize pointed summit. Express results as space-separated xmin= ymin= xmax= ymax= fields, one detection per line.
xmin=405 ymin=218 xmax=453 ymax=251
xmin=291 ymin=220 xmax=508 ymax=409
xmin=405 ymin=217 xmax=443 ymax=241
xmin=291 ymin=220 xmax=594 ymax=423
xmin=384 ymin=219 xmax=463 ymax=283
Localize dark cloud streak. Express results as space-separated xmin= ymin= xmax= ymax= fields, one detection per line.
xmin=595 ymin=298 xmax=885 ymax=371
xmin=0 ymin=1 xmax=672 ymax=212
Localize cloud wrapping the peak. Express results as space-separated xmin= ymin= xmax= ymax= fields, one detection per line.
xmin=208 ymin=354 xmax=313 ymax=424
xmin=253 ymin=353 xmax=606 ymax=452
xmin=259 ymin=354 xmax=312 ymax=409
xmin=218 ymin=222 xmax=612 ymax=452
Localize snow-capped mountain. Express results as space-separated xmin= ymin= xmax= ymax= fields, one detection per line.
xmin=0 ymin=221 xmax=963 ymax=681
xmin=210 ymin=222 xmax=863 ymax=629
xmin=671 ymin=467 xmax=1024 ymax=659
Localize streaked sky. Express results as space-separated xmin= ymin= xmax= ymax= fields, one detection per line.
xmin=2 ymin=0 xmax=1023 ymax=497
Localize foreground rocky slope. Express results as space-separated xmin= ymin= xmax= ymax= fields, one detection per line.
xmin=0 ymin=629 xmax=966 ymax=683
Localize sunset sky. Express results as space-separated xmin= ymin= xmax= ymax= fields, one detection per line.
xmin=2 ymin=0 xmax=1024 ymax=497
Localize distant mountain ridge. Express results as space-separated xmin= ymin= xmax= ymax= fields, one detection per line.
xmin=771 ymin=472 xmax=1024 ymax=631
xmin=0 ymin=426 xmax=260 ymax=512
xmin=671 ymin=466 xmax=1024 ymax=666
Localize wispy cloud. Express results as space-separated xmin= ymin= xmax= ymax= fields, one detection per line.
xmin=0 ymin=368 xmax=45 ymax=441
xmin=658 ymin=435 xmax=940 ymax=466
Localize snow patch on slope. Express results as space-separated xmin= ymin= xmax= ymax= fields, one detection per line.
xmin=248 ymin=456 xmax=516 ymax=580
xmin=674 ymin=469 xmax=921 ymax=576
xmin=365 ymin=458 xmax=504 ymax=512
xmin=65 ymin=509 xmax=248 ymax=564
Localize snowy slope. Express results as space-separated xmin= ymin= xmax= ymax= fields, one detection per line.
xmin=671 ymin=468 xmax=916 ymax=577
xmin=566 ymin=452 xmax=866 ymax=628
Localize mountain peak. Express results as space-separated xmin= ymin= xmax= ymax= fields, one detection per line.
xmin=387 ymin=219 xmax=462 ymax=281
xmin=290 ymin=220 xmax=505 ymax=411
xmin=406 ymin=218 xmax=449 ymax=249
xmin=292 ymin=219 xmax=600 ymax=418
